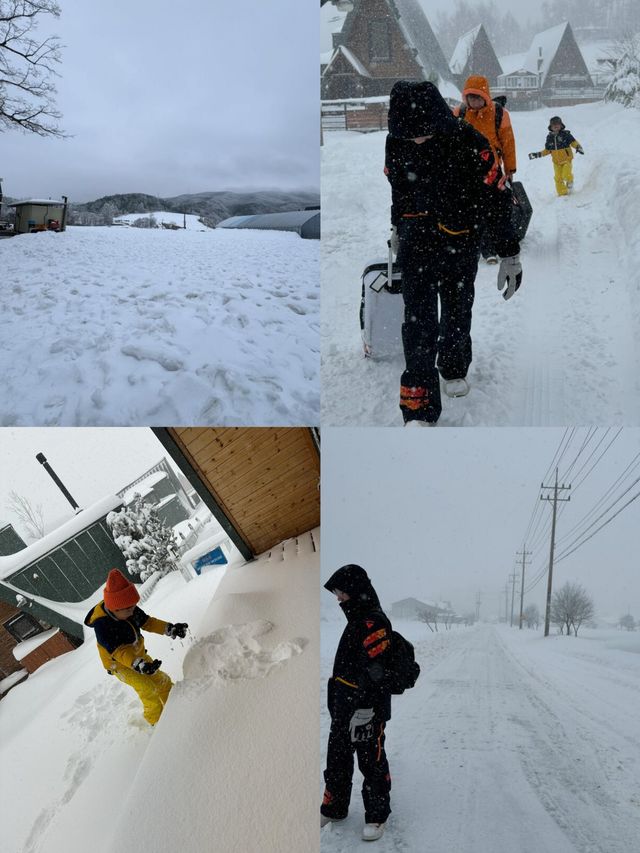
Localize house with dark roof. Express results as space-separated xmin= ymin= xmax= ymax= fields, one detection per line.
xmin=321 ymin=0 xmax=457 ymax=102
xmin=450 ymin=24 xmax=503 ymax=90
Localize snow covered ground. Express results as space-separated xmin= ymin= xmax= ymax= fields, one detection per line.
xmin=320 ymin=608 xmax=640 ymax=853
xmin=1 ymin=529 xmax=320 ymax=853
xmin=0 ymin=224 xmax=319 ymax=426
xmin=321 ymin=100 xmax=640 ymax=426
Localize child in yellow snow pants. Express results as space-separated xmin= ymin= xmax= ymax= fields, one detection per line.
xmin=84 ymin=568 xmax=189 ymax=726
xmin=529 ymin=115 xmax=584 ymax=196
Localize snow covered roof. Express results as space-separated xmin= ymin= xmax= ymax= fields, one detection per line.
xmin=450 ymin=25 xmax=482 ymax=74
xmin=0 ymin=495 xmax=122 ymax=579
xmin=12 ymin=628 xmax=59 ymax=661
xmin=155 ymin=493 xmax=178 ymax=508
xmin=524 ymin=21 xmax=569 ymax=85
xmin=323 ymin=44 xmax=371 ymax=78
xmin=0 ymin=668 xmax=27 ymax=694
xmin=9 ymin=199 xmax=66 ymax=207
xmin=217 ymin=210 xmax=319 ymax=230
xmin=393 ymin=0 xmax=453 ymax=83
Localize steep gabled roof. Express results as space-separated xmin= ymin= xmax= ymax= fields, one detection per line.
xmin=324 ymin=44 xmax=371 ymax=78
xmin=450 ymin=25 xmax=483 ymax=75
xmin=524 ymin=21 xmax=590 ymax=86
xmin=339 ymin=0 xmax=452 ymax=82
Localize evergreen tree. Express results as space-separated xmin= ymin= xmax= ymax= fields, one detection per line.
xmin=604 ymin=36 xmax=640 ymax=108
xmin=107 ymin=495 xmax=176 ymax=582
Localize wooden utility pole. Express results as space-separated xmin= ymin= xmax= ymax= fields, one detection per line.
xmin=509 ymin=572 xmax=518 ymax=627
xmin=504 ymin=581 xmax=510 ymax=624
xmin=541 ymin=468 xmax=571 ymax=637
xmin=516 ymin=548 xmax=532 ymax=629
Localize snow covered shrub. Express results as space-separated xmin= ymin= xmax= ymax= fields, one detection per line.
xmin=604 ymin=35 xmax=640 ymax=109
xmin=107 ymin=495 xmax=177 ymax=582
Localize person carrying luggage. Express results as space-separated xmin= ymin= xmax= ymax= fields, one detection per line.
xmin=385 ymin=80 xmax=522 ymax=426
xmin=453 ymin=75 xmax=518 ymax=263
xmin=321 ymin=564 xmax=393 ymax=843
xmin=528 ymin=116 xmax=584 ymax=196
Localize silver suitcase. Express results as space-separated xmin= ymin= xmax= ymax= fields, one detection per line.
xmin=360 ymin=247 xmax=404 ymax=359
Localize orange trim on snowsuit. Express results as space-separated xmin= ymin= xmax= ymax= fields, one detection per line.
xmin=335 ymin=676 xmax=359 ymax=689
xmin=437 ymin=223 xmax=470 ymax=236
xmin=367 ymin=639 xmax=390 ymax=658
xmin=363 ymin=628 xmax=387 ymax=648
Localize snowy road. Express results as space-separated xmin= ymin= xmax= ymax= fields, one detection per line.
xmin=321 ymin=101 xmax=640 ymax=426
xmin=321 ymin=624 xmax=640 ymax=853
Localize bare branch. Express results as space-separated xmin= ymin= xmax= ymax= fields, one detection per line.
xmin=6 ymin=489 xmax=45 ymax=539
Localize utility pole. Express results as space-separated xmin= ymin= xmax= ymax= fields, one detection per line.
xmin=516 ymin=548 xmax=532 ymax=629
xmin=504 ymin=581 xmax=510 ymax=624
xmin=509 ymin=572 xmax=519 ymax=626
xmin=475 ymin=591 xmax=481 ymax=622
xmin=540 ymin=468 xmax=571 ymax=637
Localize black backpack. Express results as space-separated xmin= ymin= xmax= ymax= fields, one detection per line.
xmin=386 ymin=630 xmax=420 ymax=694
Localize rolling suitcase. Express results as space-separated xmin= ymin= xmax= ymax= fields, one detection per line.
xmin=360 ymin=246 xmax=404 ymax=359
xmin=510 ymin=180 xmax=533 ymax=242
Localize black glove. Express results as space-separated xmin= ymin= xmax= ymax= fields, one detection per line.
xmin=133 ymin=658 xmax=162 ymax=675
xmin=528 ymin=152 xmax=541 ymax=160
xmin=576 ymin=146 xmax=585 ymax=155
xmin=166 ymin=622 xmax=188 ymax=639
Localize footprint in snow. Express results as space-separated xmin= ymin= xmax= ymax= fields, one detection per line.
xmin=180 ymin=619 xmax=307 ymax=695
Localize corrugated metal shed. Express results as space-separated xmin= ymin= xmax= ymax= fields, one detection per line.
xmin=216 ymin=209 xmax=320 ymax=239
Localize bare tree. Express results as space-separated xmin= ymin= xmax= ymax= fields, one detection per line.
xmin=619 ymin=613 xmax=635 ymax=631
xmin=0 ymin=1 xmax=65 ymax=137
xmin=6 ymin=490 xmax=45 ymax=539
xmin=523 ymin=603 xmax=540 ymax=629
xmin=417 ymin=609 xmax=438 ymax=632
xmin=550 ymin=582 xmax=594 ymax=637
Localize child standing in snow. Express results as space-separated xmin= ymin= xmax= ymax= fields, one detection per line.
xmin=84 ymin=568 xmax=188 ymax=726
xmin=528 ymin=116 xmax=584 ymax=196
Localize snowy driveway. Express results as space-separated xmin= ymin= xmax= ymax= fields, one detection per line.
xmin=0 ymin=226 xmax=319 ymax=425
xmin=321 ymin=624 xmax=640 ymax=853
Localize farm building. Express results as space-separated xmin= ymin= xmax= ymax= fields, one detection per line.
xmin=9 ymin=198 xmax=68 ymax=234
xmin=391 ymin=596 xmax=453 ymax=621
xmin=216 ymin=209 xmax=320 ymax=239
xmin=450 ymin=24 xmax=503 ymax=90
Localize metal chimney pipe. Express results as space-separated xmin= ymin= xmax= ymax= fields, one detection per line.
xmin=36 ymin=452 xmax=81 ymax=512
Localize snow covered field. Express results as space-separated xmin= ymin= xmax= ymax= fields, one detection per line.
xmin=320 ymin=610 xmax=640 ymax=853
xmin=321 ymin=100 xmax=640 ymax=426
xmin=1 ymin=530 xmax=320 ymax=853
xmin=0 ymin=224 xmax=319 ymax=426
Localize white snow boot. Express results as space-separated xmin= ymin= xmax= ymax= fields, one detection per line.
xmin=362 ymin=822 xmax=386 ymax=841
xmin=404 ymin=420 xmax=436 ymax=428
xmin=443 ymin=377 xmax=470 ymax=398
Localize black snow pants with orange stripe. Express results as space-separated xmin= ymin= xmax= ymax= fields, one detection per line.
xmin=398 ymin=218 xmax=479 ymax=423
xmin=322 ymin=714 xmax=391 ymax=824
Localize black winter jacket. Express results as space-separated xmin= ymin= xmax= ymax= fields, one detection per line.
xmin=325 ymin=565 xmax=393 ymax=723
xmin=544 ymin=128 xmax=577 ymax=152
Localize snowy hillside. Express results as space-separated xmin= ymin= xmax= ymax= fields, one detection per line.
xmin=320 ymin=608 xmax=640 ymax=853
xmin=1 ymin=530 xmax=320 ymax=853
xmin=321 ymin=100 xmax=640 ymax=426
xmin=0 ymin=225 xmax=319 ymax=426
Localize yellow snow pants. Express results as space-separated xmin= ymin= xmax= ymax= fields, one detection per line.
xmin=115 ymin=667 xmax=173 ymax=725
xmin=553 ymin=161 xmax=574 ymax=196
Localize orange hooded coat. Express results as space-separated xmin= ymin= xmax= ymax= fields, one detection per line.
xmin=453 ymin=75 xmax=517 ymax=175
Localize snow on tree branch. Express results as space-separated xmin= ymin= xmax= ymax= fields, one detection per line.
xmin=107 ymin=495 xmax=177 ymax=583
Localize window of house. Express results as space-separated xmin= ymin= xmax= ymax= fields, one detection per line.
xmin=368 ymin=20 xmax=391 ymax=62
xmin=3 ymin=612 xmax=44 ymax=643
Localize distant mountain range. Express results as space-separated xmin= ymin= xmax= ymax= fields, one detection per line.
xmin=71 ymin=190 xmax=320 ymax=226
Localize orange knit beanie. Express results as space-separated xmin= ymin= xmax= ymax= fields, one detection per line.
xmin=103 ymin=568 xmax=139 ymax=611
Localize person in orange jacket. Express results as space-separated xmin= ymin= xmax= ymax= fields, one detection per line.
xmin=454 ymin=75 xmax=518 ymax=263
xmin=528 ymin=116 xmax=584 ymax=196
xmin=84 ymin=568 xmax=188 ymax=725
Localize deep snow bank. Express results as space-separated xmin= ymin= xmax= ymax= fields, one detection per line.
xmin=108 ymin=530 xmax=320 ymax=853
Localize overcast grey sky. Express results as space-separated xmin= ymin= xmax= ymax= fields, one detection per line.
xmin=0 ymin=428 xmax=178 ymax=537
xmin=3 ymin=0 xmax=319 ymax=201
xmin=322 ymin=428 xmax=640 ymax=622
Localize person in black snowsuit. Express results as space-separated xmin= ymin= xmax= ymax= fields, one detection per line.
xmin=321 ymin=564 xmax=393 ymax=842
xmin=385 ymin=80 xmax=522 ymax=425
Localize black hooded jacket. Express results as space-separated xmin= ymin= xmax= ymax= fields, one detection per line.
xmin=325 ymin=564 xmax=392 ymax=722
xmin=385 ymin=81 xmax=518 ymax=255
